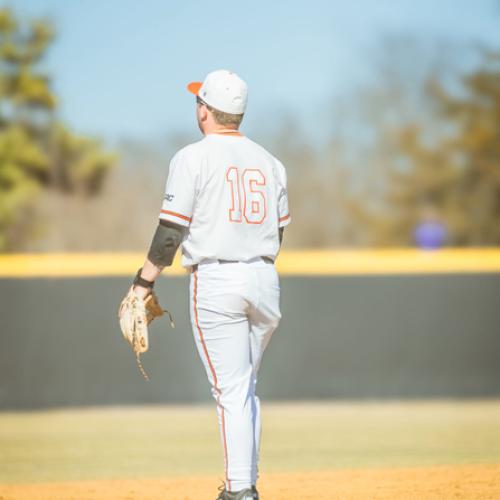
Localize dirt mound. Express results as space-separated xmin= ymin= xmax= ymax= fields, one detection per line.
xmin=1 ymin=464 xmax=499 ymax=500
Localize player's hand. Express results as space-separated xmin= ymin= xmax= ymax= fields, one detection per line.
xmin=132 ymin=284 xmax=151 ymax=300
xmin=118 ymin=286 xmax=151 ymax=320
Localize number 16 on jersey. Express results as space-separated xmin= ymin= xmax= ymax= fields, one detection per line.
xmin=226 ymin=167 xmax=267 ymax=224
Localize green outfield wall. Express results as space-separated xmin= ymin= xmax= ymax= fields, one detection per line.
xmin=1 ymin=273 xmax=499 ymax=409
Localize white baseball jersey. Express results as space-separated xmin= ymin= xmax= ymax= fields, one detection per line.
xmin=159 ymin=131 xmax=291 ymax=267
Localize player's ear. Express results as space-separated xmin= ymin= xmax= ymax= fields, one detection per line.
xmin=199 ymin=104 xmax=208 ymax=122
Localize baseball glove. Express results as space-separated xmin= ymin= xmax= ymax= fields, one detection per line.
xmin=118 ymin=287 xmax=174 ymax=380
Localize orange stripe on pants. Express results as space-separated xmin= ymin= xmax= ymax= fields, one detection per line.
xmin=193 ymin=270 xmax=231 ymax=491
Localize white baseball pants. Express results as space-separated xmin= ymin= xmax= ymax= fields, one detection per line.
xmin=189 ymin=257 xmax=281 ymax=492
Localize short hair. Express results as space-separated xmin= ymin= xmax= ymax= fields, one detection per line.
xmin=197 ymin=97 xmax=244 ymax=127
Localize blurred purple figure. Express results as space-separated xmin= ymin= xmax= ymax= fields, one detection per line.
xmin=414 ymin=218 xmax=447 ymax=249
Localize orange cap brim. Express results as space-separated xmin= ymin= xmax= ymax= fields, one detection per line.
xmin=187 ymin=81 xmax=202 ymax=95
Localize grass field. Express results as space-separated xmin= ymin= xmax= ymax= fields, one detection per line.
xmin=1 ymin=400 xmax=499 ymax=499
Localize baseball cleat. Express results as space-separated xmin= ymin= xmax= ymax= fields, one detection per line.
xmin=216 ymin=484 xmax=259 ymax=499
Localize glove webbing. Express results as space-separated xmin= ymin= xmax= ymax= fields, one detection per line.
xmin=134 ymin=308 xmax=175 ymax=381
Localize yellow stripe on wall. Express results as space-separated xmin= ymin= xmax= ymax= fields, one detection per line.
xmin=277 ymin=249 xmax=500 ymax=275
xmin=0 ymin=249 xmax=499 ymax=278
xmin=0 ymin=253 xmax=184 ymax=278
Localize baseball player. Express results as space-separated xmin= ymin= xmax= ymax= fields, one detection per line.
xmin=131 ymin=69 xmax=290 ymax=500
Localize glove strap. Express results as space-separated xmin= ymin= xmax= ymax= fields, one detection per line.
xmin=133 ymin=267 xmax=155 ymax=289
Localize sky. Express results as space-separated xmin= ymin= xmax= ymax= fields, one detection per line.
xmin=4 ymin=0 xmax=500 ymax=145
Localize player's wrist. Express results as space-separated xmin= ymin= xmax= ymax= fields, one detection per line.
xmin=133 ymin=267 xmax=155 ymax=289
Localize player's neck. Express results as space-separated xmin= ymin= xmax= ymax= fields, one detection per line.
xmin=203 ymin=124 xmax=243 ymax=137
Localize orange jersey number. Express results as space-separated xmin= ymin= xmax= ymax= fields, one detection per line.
xmin=226 ymin=167 xmax=267 ymax=224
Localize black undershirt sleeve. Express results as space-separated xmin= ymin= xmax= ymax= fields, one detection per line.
xmin=147 ymin=219 xmax=186 ymax=267
xmin=279 ymin=227 xmax=284 ymax=246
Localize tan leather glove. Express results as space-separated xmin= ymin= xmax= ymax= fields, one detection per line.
xmin=118 ymin=287 xmax=174 ymax=380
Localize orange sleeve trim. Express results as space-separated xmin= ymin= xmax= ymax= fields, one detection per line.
xmin=160 ymin=209 xmax=192 ymax=223
xmin=279 ymin=213 xmax=291 ymax=222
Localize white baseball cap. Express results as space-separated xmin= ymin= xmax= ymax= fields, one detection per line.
xmin=187 ymin=69 xmax=248 ymax=115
